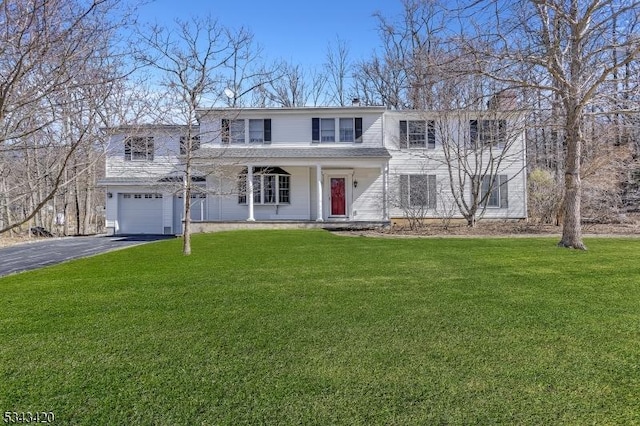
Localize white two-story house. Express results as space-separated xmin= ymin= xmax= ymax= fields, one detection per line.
xmin=99 ymin=105 xmax=527 ymax=235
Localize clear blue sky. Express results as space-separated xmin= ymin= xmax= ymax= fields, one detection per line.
xmin=135 ymin=0 xmax=404 ymax=68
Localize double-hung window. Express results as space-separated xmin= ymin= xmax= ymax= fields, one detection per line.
xmin=312 ymin=117 xmax=363 ymax=143
xmin=179 ymin=135 xmax=201 ymax=154
xmin=480 ymin=175 xmax=509 ymax=208
xmin=248 ymin=119 xmax=272 ymax=143
xmin=320 ymin=118 xmax=335 ymax=142
xmin=124 ymin=136 xmax=154 ymax=161
xmin=399 ymin=174 xmax=437 ymax=208
xmin=230 ymin=120 xmax=245 ymax=144
xmin=399 ymin=120 xmax=435 ymax=149
xmin=222 ymin=119 xmax=272 ymax=144
xmin=470 ymin=119 xmax=507 ymax=147
xmin=238 ymin=167 xmax=291 ymax=205
xmin=339 ymin=118 xmax=354 ymax=142
xmin=221 ymin=119 xmax=245 ymax=144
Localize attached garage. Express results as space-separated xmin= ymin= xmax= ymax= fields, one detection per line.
xmin=117 ymin=193 xmax=163 ymax=234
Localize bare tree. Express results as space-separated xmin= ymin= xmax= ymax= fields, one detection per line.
xmin=0 ymin=0 xmax=131 ymax=235
xmin=324 ymin=37 xmax=352 ymax=106
xmin=458 ymin=0 xmax=640 ymax=248
xmin=258 ymin=62 xmax=321 ymax=107
xmin=134 ymin=16 xmax=275 ymax=254
xmin=353 ymin=0 xmax=450 ymax=109
xmin=134 ymin=15 xmax=238 ymax=255
xmin=435 ymin=96 xmax=526 ymax=227
xmin=222 ymin=30 xmax=281 ymax=107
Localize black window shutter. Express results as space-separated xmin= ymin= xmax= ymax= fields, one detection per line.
xmin=355 ymin=117 xmax=363 ymax=143
xmin=399 ymin=120 xmax=407 ymax=148
xmin=124 ymin=138 xmax=131 ymax=160
xmin=428 ymin=175 xmax=437 ymax=209
xmin=498 ymin=120 xmax=507 ymax=145
xmin=264 ymin=119 xmax=272 ymax=144
xmin=147 ymin=137 xmax=154 ymax=161
xmin=469 ymin=120 xmax=478 ymax=146
xmin=500 ymin=175 xmax=509 ymax=208
xmin=399 ymin=175 xmax=409 ymax=207
xmin=427 ymin=120 xmax=436 ymax=149
xmin=312 ymin=118 xmax=319 ymax=143
xmin=481 ymin=175 xmax=490 ymax=206
xmin=221 ymin=119 xmax=230 ymax=144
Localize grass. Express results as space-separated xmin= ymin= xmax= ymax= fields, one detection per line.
xmin=1 ymin=230 xmax=639 ymax=425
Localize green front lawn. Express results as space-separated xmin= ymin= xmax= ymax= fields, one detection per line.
xmin=1 ymin=231 xmax=639 ymax=424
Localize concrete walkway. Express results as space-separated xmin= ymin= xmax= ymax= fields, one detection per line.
xmin=0 ymin=235 xmax=174 ymax=278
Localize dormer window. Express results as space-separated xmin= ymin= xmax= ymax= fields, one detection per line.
xmin=124 ymin=136 xmax=154 ymax=161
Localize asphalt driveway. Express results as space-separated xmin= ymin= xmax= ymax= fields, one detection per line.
xmin=0 ymin=235 xmax=174 ymax=277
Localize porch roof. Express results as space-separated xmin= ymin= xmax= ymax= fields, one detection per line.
xmin=191 ymin=147 xmax=391 ymax=160
xmin=97 ymin=175 xmax=205 ymax=186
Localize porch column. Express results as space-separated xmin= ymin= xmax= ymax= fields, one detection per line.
xmin=316 ymin=164 xmax=323 ymax=222
xmin=247 ymin=165 xmax=255 ymax=221
xmin=382 ymin=163 xmax=389 ymax=221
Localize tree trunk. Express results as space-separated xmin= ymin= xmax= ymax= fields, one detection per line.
xmin=558 ymin=111 xmax=586 ymax=250
xmin=182 ymin=171 xmax=192 ymax=256
xmin=74 ymin=164 xmax=81 ymax=235
xmin=84 ymin=166 xmax=94 ymax=234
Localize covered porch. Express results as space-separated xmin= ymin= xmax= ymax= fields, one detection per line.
xmin=190 ymin=147 xmax=391 ymax=225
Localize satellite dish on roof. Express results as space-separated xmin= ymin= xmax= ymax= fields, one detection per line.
xmin=224 ymin=88 xmax=235 ymax=99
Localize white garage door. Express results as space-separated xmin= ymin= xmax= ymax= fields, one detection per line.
xmin=118 ymin=193 xmax=163 ymax=234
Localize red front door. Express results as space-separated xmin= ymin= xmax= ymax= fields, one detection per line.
xmin=330 ymin=177 xmax=346 ymax=216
